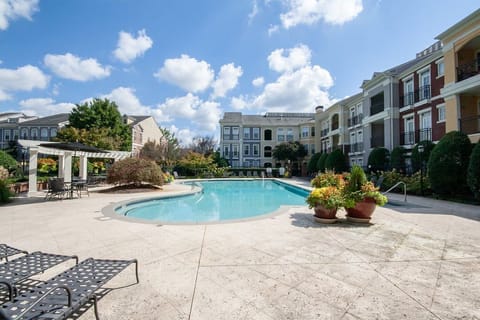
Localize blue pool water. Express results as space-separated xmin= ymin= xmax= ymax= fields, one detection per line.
xmin=115 ymin=180 xmax=309 ymax=223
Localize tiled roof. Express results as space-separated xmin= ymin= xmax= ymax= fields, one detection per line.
xmin=19 ymin=113 xmax=70 ymax=126
xmin=221 ymin=112 xmax=315 ymax=126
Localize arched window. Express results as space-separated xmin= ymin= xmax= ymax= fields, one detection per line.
xmin=30 ymin=128 xmax=38 ymax=140
xmin=50 ymin=128 xmax=57 ymax=137
xmin=264 ymin=129 xmax=272 ymax=141
xmin=21 ymin=128 xmax=28 ymax=139
xmin=331 ymin=114 xmax=339 ymax=131
xmin=40 ymin=128 xmax=48 ymax=140
xmin=264 ymin=146 xmax=272 ymax=157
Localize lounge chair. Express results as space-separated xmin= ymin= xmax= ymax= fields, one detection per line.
xmin=0 ymin=251 xmax=78 ymax=301
xmin=0 ymin=244 xmax=28 ymax=262
xmin=0 ymin=258 xmax=139 ymax=320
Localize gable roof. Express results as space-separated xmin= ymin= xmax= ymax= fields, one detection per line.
xmin=19 ymin=113 xmax=70 ymax=126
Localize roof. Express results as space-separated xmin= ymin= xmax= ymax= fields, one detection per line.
xmin=125 ymin=115 xmax=151 ymax=126
xmin=19 ymin=113 xmax=70 ymax=126
xmin=221 ymin=112 xmax=315 ymax=126
xmin=436 ymin=9 xmax=480 ymax=41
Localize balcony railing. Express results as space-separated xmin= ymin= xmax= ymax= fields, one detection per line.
xmin=348 ymin=114 xmax=363 ymax=127
xmin=349 ymin=142 xmax=364 ymax=153
xmin=331 ymin=121 xmax=339 ymax=131
xmin=457 ymin=59 xmax=480 ymax=81
xmin=370 ymin=104 xmax=384 ymax=116
xmin=400 ymin=85 xmax=431 ymax=108
xmin=370 ymin=136 xmax=384 ymax=148
xmin=400 ymin=128 xmax=432 ymax=145
xmin=460 ymin=115 xmax=480 ymax=135
xmin=320 ymin=129 xmax=329 ymax=137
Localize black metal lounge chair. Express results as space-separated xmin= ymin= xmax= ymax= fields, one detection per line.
xmin=0 ymin=251 xmax=78 ymax=301
xmin=0 ymin=258 xmax=139 ymax=320
xmin=0 ymin=244 xmax=28 ymax=262
xmin=44 ymin=178 xmax=71 ymax=200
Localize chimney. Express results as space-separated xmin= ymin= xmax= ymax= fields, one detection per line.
xmin=315 ymin=105 xmax=324 ymax=113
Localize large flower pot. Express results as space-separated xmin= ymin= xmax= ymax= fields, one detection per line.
xmin=313 ymin=204 xmax=338 ymax=224
xmin=346 ymin=197 xmax=376 ymax=223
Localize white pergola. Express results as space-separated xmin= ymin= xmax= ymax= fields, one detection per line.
xmin=17 ymin=140 xmax=131 ymax=196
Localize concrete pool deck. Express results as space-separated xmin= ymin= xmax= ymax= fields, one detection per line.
xmin=1 ymin=179 xmax=479 ymax=319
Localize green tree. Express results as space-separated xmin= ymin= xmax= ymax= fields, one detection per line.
xmin=317 ymin=153 xmax=328 ymax=173
xmin=390 ymin=146 xmax=406 ymax=172
xmin=325 ymin=149 xmax=347 ymax=173
xmin=0 ymin=150 xmax=17 ymax=172
xmin=58 ymin=98 xmax=131 ymax=151
xmin=411 ymin=140 xmax=435 ymax=173
xmin=427 ymin=131 xmax=472 ymax=195
xmin=367 ymin=147 xmax=390 ymax=173
xmin=467 ymin=143 xmax=480 ymax=200
xmin=307 ymin=152 xmax=322 ymax=174
xmin=190 ymin=135 xmax=217 ymax=156
xmin=273 ymin=141 xmax=307 ymax=162
xmin=212 ymin=151 xmax=228 ymax=167
xmin=176 ymin=151 xmax=214 ymax=176
xmin=159 ymin=127 xmax=180 ymax=168
xmin=106 ymin=158 xmax=164 ymax=187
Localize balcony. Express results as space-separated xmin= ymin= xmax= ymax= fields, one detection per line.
xmin=400 ymin=128 xmax=432 ymax=145
xmin=400 ymin=86 xmax=431 ymax=108
xmin=457 ymin=59 xmax=480 ymax=82
xmin=400 ymin=92 xmax=414 ymax=108
xmin=348 ymin=114 xmax=363 ymax=127
xmin=320 ymin=129 xmax=329 ymax=137
xmin=370 ymin=104 xmax=384 ymax=116
xmin=331 ymin=121 xmax=339 ymax=131
xmin=460 ymin=115 xmax=480 ymax=135
xmin=370 ymin=136 xmax=384 ymax=148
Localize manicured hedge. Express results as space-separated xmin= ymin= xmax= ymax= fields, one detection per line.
xmin=467 ymin=143 xmax=480 ymax=200
xmin=390 ymin=146 xmax=406 ymax=172
xmin=107 ymin=158 xmax=164 ymax=187
xmin=317 ymin=153 xmax=328 ymax=173
xmin=325 ymin=149 xmax=347 ymax=173
xmin=367 ymin=147 xmax=390 ymax=173
xmin=307 ymin=152 xmax=322 ymax=174
xmin=411 ymin=140 xmax=435 ymax=173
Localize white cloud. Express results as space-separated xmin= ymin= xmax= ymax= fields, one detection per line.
xmin=248 ymin=0 xmax=259 ymax=24
xmin=154 ymin=54 xmax=214 ymax=93
xmin=268 ymin=24 xmax=279 ymax=36
xmin=280 ymin=0 xmax=363 ymax=28
xmin=268 ymin=44 xmax=311 ymax=73
xmin=211 ymin=63 xmax=243 ymax=98
xmin=0 ymin=64 xmax=49 ymax=100
xmin=154 ymin=93 xmax=221 ymax=133
xmin=113 ymin=29 xmax=153 ymax=64
xmin=44 ymin=53 xmax=111 ymax=81
xmin=168 ymin=125 xmax=195 ymax=147
xmin=102 ymin=87 xmax=150 ymax=115
xmin=252 ymin=77 xmax=264 ymax=87
xmin=252 ymin=65 xmax=334 ymax=112
xmin=0 ymin=0 xmax=38 ymax=30
xmin=19 ymin=98 xmax=75 ymax=116
xmin=231 ymin=96 xmax=248 ymax=110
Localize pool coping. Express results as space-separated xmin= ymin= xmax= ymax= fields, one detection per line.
xmin=101 ymin=178 xmax=311 ymax=225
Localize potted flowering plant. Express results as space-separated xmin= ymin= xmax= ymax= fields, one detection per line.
xmin=306 ymin=171 xmax=345 ymax=223
xmin=343 ymin=165 xmax=387 ymax=223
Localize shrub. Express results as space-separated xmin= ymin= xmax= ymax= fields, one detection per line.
xmin=367 ymin=147 xmax=390 ymax=173
xmin=467 ymin=143 xmax=480 ymax=200
xmin=380 ymin=169 xmax=404 ymax=191
xmin=307 ymin=153 xmax=322 ymax=174
xmin=106 ymin=158 xmax=164 ymax=187
xmin=317 ymin=153 xmax=328 ymax=173
xmin=390 ymin=147 xmax=406 ymax=173
xmin=38 ymin=158 xmax=57 ymax=175
xmin=0 ymin=150 xmax=17 ymax=172
xmin=0 ymin=166 xmax=12 ymax=203
xmin=411 ymin=141 xmax=435 ymax=173
xmin=427 ymin=131 xmax=472 ymax=195
xmin=325 ymin=149 xmax=347 ymax=173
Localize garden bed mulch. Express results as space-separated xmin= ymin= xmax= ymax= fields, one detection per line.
xmin=98 ymin=184 xmax=163 ymax=194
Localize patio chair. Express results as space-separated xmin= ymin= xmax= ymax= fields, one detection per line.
xmin=0 ymin=244 xmax=28 ymax=262
xmin=0 ymin=258 xmax=139 ymax=320
xmin=44 ymin=178 xmax=71 ymax=200
xmin=0 ymin=251 xmax=78 ymax=301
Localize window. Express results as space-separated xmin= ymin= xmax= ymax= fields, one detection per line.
xmin=419 ymin=111 xmax=432 ymax=141
xmin=3 ymin=130 xmax=10 ymax=141
xmin=31 ymin=128 xmax=38 ymax=140
xmin=404 ymin=116 xmax=415 ymax=145
xmin=310 ymin=144 xmax=315 ymax=154
xmin=21 ymin=128 xmax=28 ymax=139
xmin=50 ymin=128 xmax=57 ymax=137
xmin=253 ymin=128 xmax=260 ymax=139
xmin=223 ymin=127 xmax=231 ymax=138
xmin=40 ymin=128 xmax=48 ymax=140
xmin=264 ymin=129 xmax=272 ymax=140
xmin=437 ymin=61 xmax=444 ymax=77
xmin=253 ymin=144 xmax=259 ymax=156
xmin=286 ymin=128 xmax=294 ymax=141
xmin=232 ymin=144 xmax=239 ymax=158
xmin=264 ymin=146 xmax=272 ymax=157
xmin=232 ymin=127 xmax=239 ymax=139
xmin=419 ymin=71 xmax=431 ymax=100
xmin=243 ymin=128 xmax=250 ymax=139
xmin=311 ymin=127 xmax=315 ymax=137
xmin=277 ymin=128 xmax=284 ymax=141
xmin=223 ymin=145 xmax=230 ymax=157
xmin=243 ymin=144 xmax=250 ymax=156
xmin=13 ymin=129 xmax=19 ymax=139
xmin=437 ymin=104 xmax=445 ymax=122
xmin=404 ymin=78 xmax=414 ymax=106
xmin=301 ymin=127 xmax=309 ymax=138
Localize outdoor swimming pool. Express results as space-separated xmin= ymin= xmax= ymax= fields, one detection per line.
xmin=114 ymin=180 xmax=309 ymax=224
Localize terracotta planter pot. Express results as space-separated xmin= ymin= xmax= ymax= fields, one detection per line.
xmin=346 ymin=197 xmax=376 ymax=222
xmin=313 ymin=204 xmax=338 ymax=223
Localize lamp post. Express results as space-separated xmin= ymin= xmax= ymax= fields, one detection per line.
xmin=418 ymin=145 xmax=424 ymax=197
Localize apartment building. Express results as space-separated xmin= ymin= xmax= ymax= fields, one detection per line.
xmin=436 ymin=8 xmax=480 ymax=143
xmin=123 ymin=115 xmax=165 ymax=156
xmin=219 ymin=112 xmax=315 ymax=168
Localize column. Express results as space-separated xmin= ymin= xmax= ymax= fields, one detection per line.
xmin=64 ymin=151 xmax=73 ymax=183
xmin=79 ymin=155 xmax=88 ymax=180
xmin=27 ymin=147 xmax=38 ymax=196
xmin=58 ymin=154 xmax=65 ymax=178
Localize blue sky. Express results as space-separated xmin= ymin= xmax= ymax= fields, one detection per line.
xmin=0 ymin=1 xmax=478 ymax=145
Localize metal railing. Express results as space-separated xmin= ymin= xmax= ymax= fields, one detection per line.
xmin=348 ymin=114 xmax=363 ymax=127
xmin=382 ymin=181 xmax=407 ymax=202
xmin=370 ymin=104 xmax=384 ymax=116
xmin=459 ymin=115 xmax=480 ymax=135
xmin=457 ymin=59 xmax=480 ymax=81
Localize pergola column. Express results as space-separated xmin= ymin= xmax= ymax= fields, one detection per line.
xmin=27 ymin=147 xmax=39 ymax=196
xmin=64 ymin=151 xmax=73 ymax=183
xmin=79 ymin=155 xmax=88 ymax=180
xmin=58 ymin=154 xmax=65 ymax=178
